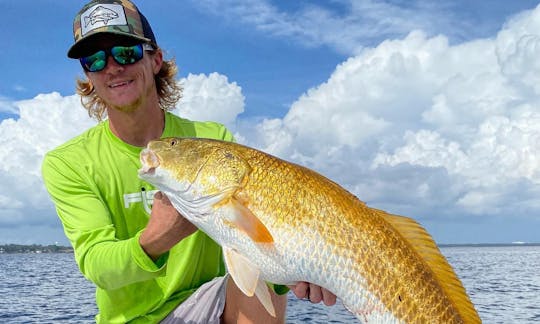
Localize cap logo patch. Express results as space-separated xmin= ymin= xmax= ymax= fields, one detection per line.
xmin=81 ymin=4 xmax=128 ymax=36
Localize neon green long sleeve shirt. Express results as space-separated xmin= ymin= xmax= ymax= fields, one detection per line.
xmin=41 ymin=112 xmax=233 ymax=323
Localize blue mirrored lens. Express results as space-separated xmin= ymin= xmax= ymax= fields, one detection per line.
xmin=79 ymin=44 xmax=145 ymax=72
xmin=80 ymin=51 xmax=107 ymax=72
xmin=111 ymin=45 xmax=144 ymax=65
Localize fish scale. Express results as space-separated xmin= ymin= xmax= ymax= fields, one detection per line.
xmin=243 ymin=152 xmax=448 ymax=322
xmin=139 ymin=137 xmax=481 ymax=324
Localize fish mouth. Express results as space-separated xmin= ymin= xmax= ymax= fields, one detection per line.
xmin=139 ymin=148 xmax=160 ymax=175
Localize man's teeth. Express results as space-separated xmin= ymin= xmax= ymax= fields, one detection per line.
xmin=110 ymin=81 xmax=131 ymax=88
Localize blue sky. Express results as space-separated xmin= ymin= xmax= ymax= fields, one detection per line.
xmin=2 ymin=0 xmax=540 ymax=245
xmin=2 ymin=0 xmax=345 ymax=119
xmin=3 ymin=1 xmax=538 ymax=117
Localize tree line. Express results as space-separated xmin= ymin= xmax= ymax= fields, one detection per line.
xmin=0 ymin=244 xmax=73 ymax=253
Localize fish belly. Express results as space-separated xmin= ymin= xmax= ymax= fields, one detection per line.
xmin=209 ymin=219 xmax=401 ymax=323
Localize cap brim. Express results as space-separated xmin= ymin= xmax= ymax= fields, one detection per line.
xmin=67 ymin=31 xmax=152 ymax=58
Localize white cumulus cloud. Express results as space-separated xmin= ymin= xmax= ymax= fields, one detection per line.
xmin=173 ymin=72 xmax=245 ymax=129
xmin=4 ymin=5 xmax=540 ymax=243
xmin=241 ymin=8 xmax=540 ymax=219
xmin=0 ymin=92 xmax=95 ymax=227
xmin=0 ymin=73 xmax=243 ymax=233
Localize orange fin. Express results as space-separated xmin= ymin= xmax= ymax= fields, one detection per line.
xmin=374 ymin=209 xmax=481 ymax=323
xmin=225 ymin=197 xmax=274 ymax=243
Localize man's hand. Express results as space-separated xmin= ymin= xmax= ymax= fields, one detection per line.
xmin=288 ymin=282 xmax=337 ymax=306
xmin=139 ymin=191 xmax=197 ymax=260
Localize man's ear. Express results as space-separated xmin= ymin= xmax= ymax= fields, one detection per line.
xmin=152 ymin=49 xmax=163 ymax=75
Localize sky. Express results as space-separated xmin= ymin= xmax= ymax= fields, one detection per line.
xmin=1 ymin=0 xmax=540 ymax=245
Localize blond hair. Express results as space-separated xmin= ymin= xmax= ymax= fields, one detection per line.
xmin=76 ymin=48 xmax=182 ymax=121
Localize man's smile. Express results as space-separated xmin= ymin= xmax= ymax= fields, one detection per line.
xmin=109 ymin=80 xmax=133 ymax=88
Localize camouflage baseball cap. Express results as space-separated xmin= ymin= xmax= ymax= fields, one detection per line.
xmin=67 ymin=0 xmax=157 ymax=58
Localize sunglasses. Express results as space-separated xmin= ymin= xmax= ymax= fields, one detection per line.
xmin=80 ymin=43 xmax=154 ymax=72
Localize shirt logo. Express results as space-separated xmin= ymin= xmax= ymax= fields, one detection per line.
xmin=81 ymin=4 xmax=128 ymax=36
xmin=124 ymin=189 xmax=158 ymax=214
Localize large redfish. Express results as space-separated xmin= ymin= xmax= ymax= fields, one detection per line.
xmin=138 ymin=137 xmax=480 ymax=323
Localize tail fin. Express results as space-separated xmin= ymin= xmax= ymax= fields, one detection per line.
xmin=375 ymin=209 xmax=481 ymax=323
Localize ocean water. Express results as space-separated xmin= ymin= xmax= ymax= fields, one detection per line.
xmin=0 ymin=245 xmax=539 ymax=323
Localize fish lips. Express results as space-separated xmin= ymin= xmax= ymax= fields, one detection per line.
xmin=139 ymin=148 xmax=160 ymax=175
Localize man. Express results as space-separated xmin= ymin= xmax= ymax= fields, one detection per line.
xmin=42 ymin=0 xmax=336 ymax=323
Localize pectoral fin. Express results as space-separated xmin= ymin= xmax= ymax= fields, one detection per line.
xmin=223 ymin=246 xmax=259 ymax=296
xmin=223 ymin=246 xmax=276 ymax=317
xmin=254 ymin=277 xmax=277 ymax=317
xmin=225 ymin=197 xmax=274 ymax=244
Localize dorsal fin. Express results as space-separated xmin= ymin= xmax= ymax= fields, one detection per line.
xmin=372 ymin=209 xmax=481 ymax=323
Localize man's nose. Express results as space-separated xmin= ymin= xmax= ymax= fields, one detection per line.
xmin=103 ymin=55 xmax=124 ymax=74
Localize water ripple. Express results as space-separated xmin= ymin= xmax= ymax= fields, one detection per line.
xmin=1 ymin=245 xmax=539 ymax=323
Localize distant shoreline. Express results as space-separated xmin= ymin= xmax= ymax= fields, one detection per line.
xmin=439 ymin=242 xmax=540 ymax=248
xmin=0 ymin=244 xmax=73 ymax=254
xmin=1 ymin=242 xmax=538 ymax=254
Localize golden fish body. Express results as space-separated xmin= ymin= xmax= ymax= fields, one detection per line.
xmin=139 ymin=137 xmax=481 ymax=324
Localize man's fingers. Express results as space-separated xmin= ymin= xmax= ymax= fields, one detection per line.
xmin=153 ymin=191 xmax=173 ymax=206
xmin=322 ymin=287 xmax=337 ymax=306
xmin=308 ymin=283 xmax=322 ymax=303
xmin=289 ymin=282 xmax=309 ymax=299
xmin=288 ymin=282 xmax=337 ymax=305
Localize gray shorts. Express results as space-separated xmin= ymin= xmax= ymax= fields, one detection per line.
xmin=160 ymin=275 xmax=228 ymax=324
